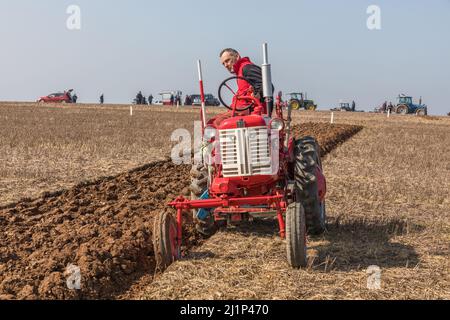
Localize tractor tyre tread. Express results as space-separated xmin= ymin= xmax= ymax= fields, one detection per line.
xmin=286 ymin=201 xmax=307 ymax=268
xmin=294 ymin=136 xmax=326 ymax=235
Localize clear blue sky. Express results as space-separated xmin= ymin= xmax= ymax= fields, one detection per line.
xmin=1 ymin=0 xmax=449 ymax=114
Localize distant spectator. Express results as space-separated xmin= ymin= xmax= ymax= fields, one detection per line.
xmin=170 ymin=94 xmax=174 ymax=106
xmin=136 ymin=91 xmax=144 ymax=105
xmin=381 ymin=101 xmax=387 ymax=112
xmin=148 ymin=94 xmax=153 ymax=105
xmin=352 ymin=100 xmax=356 ymax=112
xmin=388 ymin=102 xmax=394 ymax=113
xmin=66 ymin=90 xmax=73 ymax=102
xmin=184 ymin=95 xmax=192 ymax=106
xmin=100 ymin=94 xmax=104 ymax=104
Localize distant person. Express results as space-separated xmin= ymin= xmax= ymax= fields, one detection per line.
xmin=170 ymin=94 xmax=174 ymax=106
xmin=148 ymin=94 xmax=153 ymax=105
xmin=352 ymin=100 xmax=356 ymax=112
xmin=388 ymin=102 xmax=394 ymax=113
xmin=136 ymin=91 xmax=143 ymax=105
xmin=382 ymin=101 xmax=387 ymax=112
xmin=66 ymin=90 xmax=73 ymax=102
xmin=184 ymin=95 xmax=192 ymax=106
xmin=100 ymin=94 xmax=104 ymax=104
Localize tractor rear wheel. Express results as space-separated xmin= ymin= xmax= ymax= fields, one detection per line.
xmin=307 ymin=104 xmax=317 ymax=111
xmin=189 ymin=163 xmax=216 ymax=237
xmin=396 ymin=105 xmax=409 ymax=114
xmin=153 ymin=211 xmax=180 ymax=272
xmin=290 ymin=100 xmax=301 ymax=110
xmin=286 ymin=201 xmax=307 ymax=268
xmin=294 ymin=137 xmax=327 ymax=235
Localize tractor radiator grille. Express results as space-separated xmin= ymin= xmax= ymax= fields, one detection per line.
xmin=219 ymin=126 xmax=272 ymax=178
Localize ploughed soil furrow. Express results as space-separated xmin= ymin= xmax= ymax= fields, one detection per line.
xmin=0 ymin=123 xmax=362 ymax=300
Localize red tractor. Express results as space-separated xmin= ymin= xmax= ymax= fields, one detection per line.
xmin=153 ymin=44 xmax=327 ymax=271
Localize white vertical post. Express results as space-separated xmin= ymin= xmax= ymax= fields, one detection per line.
xmin=130 ymin=106 xmax=133 ymax=116
xmin=387 ymin=109 xmax=390 ymax=118
xmin=331 ymin=112 xmax=334 ymax=124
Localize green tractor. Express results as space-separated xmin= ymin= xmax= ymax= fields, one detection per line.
xmin=288 ymin=92 xmax=317 ymax=111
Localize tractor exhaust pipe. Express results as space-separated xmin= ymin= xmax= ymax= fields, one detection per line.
xmin=262 ymin=43 xmax=274 ymax=117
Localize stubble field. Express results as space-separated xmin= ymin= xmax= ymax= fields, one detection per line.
xmin=0 ymin=102 xmax=448 ymax=299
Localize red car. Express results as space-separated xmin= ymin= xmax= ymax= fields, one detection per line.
xmin=38 ymin=89 xmax=75 ymax=103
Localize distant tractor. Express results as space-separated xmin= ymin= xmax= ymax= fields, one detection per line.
xmin=395 ymin=95 xmax=428 ymax=115
xmin=288 ymin=93 xmax=317 ymax=111
xmin=332 ymin=102 xmax=354 ymax=112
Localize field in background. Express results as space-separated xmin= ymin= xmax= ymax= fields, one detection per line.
xmin=0 ymin=102 xmax=449 ymax=300
xmin=0 ymin=103 xmax=210 ymax=205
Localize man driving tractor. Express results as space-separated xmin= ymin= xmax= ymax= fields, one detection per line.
xmin=220 ymin=48 xmax=264 ymax=101
xmin=190 ymin=48 xmax=274 ymax=236
xmin=210 ymin=48 xmax=271 ymax=126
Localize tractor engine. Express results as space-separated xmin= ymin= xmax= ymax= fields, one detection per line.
xmin=202 ymin=109 xmax=287 ymax=199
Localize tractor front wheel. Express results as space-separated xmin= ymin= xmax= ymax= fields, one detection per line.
xmin=286 ymin=201 xmax=308 ymax=269
xmin=416 ymin=109 xmax=426 ymax=116
xmin=153 ymin=211 xmax=180 ymax=272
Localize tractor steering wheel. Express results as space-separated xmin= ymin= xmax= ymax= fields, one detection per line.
xmin=218 ymin=76 xmax=256 ymax=112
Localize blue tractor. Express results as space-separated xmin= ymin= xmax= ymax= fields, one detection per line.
xmin=395 ymin=95 xmax=428 ymax=115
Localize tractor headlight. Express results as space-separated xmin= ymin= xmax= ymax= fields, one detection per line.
xmin=269 ymin=118 xmax=285 ymax=131
xmin=204 ymin=126 xmax=217 ymax=143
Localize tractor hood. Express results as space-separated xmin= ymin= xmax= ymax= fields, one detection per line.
xmin=218 ymin=115 xmax=268 ymax=130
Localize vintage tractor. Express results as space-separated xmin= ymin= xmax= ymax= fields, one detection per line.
xmin=153 ymin=44 xmax=327 ymax=271
xmin=395 ymin=95 xmax=428 ymax=115
xmin=288 ymin=93 xmax=317 ymax=111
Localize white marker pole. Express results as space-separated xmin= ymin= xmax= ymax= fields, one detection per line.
xmin=130 ymin=106 xmax=133 ymax=116
xmin=331 ymin=112 xmax=334 ymax=124
xmin=387 ymin=109 xmax=390 ymax=118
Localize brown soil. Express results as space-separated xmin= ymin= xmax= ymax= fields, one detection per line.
xmin=0 ymin=123 xmax=362 ymax=300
